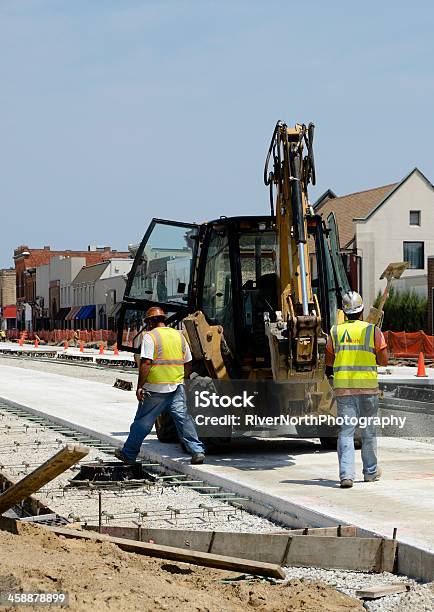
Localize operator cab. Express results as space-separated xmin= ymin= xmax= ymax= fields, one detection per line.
xmin=117 ymin=214 xmax=349 ymax=371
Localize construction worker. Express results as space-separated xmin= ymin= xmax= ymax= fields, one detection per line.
xmin=325 ymin=292 xmax=388 ymax=489
xmin=115 ymin=306 xmax=205 ymax=465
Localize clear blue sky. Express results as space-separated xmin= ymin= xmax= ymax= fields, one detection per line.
xmin=1 ymin=0 xmax=433 ymax=267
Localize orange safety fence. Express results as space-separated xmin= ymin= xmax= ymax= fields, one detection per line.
xmin=5 ymin=329 xmax=118 ymax=345
xmin=6 ymin=328 xmax=434 ymax=357
xmin=383 ymin=331 xmax=434 ymax=358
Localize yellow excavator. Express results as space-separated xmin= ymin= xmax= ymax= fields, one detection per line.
xmin=117 ymin=121 xmax=407 ymax=449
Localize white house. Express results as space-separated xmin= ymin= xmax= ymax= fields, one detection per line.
xmin=71 ymin=258 xmax=133 ymax=329
xmin=314 ymin=168 xmax=434 ymax=313
xmin=36 ymin=255 xmax=86 ymax=328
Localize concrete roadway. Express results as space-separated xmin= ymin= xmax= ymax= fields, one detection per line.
xmin=0 ymin=362 xmax=433 ymax=555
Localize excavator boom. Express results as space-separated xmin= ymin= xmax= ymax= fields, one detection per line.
xmin=264 ymin=121 xmax=321 ymax=377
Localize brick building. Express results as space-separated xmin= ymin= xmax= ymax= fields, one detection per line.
xmin=14 ymin=245 xmax=130 ymax=331
xmin=0 ymin=268 xmax=16 ymax=307
xmin=0 ymin=268 xmax=17 ymax=331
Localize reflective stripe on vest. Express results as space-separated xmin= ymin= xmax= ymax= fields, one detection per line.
xmin=146 ymin=327 xmax=186 ymax=385
xmin=331 ymin=320 xmax=378 ymax=389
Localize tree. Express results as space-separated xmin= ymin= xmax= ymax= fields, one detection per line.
xmin=374 ymin=288 xmax=427 ymax=332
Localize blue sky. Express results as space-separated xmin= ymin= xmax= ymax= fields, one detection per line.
xmin=1 ymin=0 xmax=433 ymax=267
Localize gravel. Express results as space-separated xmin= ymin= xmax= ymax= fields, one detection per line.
xmin=1 ymin=407 xmax=433 ymax=609
xmin=0 ymin=407 xmax=285 ymax=533
xmin=283 ymin=567 xmax=434 ymax=611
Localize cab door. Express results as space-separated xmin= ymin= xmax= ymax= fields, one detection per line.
xmin=117 ymin=218 xmax=198 ymax=353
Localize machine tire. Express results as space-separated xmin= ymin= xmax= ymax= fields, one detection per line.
xmin=155 ymin=412 xmax=179 ymax=443
xmin=203 ymin=437 xmax=232 ymax=454
xmin=320 ymin=437 xmax=337 ymax=450
xmin=320 ymin=434 xmax=362 ymax=450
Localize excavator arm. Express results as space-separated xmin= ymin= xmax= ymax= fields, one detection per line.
xmin=264 ymin=121 xmax=322 ymax=378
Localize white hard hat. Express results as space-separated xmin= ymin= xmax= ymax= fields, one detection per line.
xmin=342 ymin=291 xmax=364 ymax=315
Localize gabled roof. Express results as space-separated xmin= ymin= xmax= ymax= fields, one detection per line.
xmin=353 ymin=167 xmax=434 ymax=221
xmin=314 ymin=168 xmax=433 ymax=249
xmin=314 ymin=183 xmax=397 ymax=248
xmin=313 ymin=188 xmax=337 ymax=208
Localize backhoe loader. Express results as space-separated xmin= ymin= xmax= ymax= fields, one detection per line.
xmin=116 ymin=121 xmax=403 ymax=449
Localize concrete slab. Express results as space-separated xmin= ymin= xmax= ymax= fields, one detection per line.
xmin=378 ymin=365 xmax=434 ymax=384
xmin=0 ymin=343 xmax=135 ymax=365
xmin=0 ymin=342 xmax=60 ymax=354
xmin=0 ymin=363 xmax=433 ymax=559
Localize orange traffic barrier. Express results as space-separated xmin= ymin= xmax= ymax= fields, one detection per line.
xmin=416 ymin=352 xmax=428 ymax=377
xmin=113 ymin=343 xmax=119 ymax=356
xmin=80 ymin=341 xmax=84 ymax=353
xmin=34 ymin=339 xmax=39 ymax=348
xmin=18 ymin=337 xmax=24 ymax=347
xmin=63 ymin=340 xmax=68 ymax=350
xmin=99 ymin=343 xmax=104 ymax=355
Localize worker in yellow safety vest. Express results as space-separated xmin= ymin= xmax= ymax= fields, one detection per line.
xmin=325 ymin=292 xmax=388 ymax=488
xmin=115 ymin=306 xmax=205 ymax=465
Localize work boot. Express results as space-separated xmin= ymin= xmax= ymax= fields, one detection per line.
xmin=191 ymin=453 xmax=205 ymax=465
xmin=364 ymin=466 xmax=382 ymax=482
xmin=114 ymin=448 xmax=136 ymax=465
xmin=340 ymin=479 xmax=353 ymax=488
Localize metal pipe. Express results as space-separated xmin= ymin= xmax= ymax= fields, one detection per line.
xmin=98 ymin=492 xmax=102 ymax=533
xmin=298 ymin=243 xmax=309 ymax=315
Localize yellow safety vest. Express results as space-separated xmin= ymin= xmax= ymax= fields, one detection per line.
xmin=146 ymin=327 xmax=187 ymax=385
xmin=331 ymin=320 xmax=378 ymax=389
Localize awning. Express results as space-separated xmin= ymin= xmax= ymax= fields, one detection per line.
xmin=2 ymin=305 xmax=17 ymax=319
xmin=55 ymin=307 xmax=70 ymax=321
xmin=65 ymin=306 xmax=81 ymax=321
xmin=76 ymin=305 xmax=96 ymax=320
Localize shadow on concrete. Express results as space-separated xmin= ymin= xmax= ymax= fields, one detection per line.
xmin=206 ymin=438 xmax=319 ymax=455
xmin=197 ymin=455 xmax=297 ymax=471
xmin=110 ymin=431 xmax=130 ymax=436
xmin=281 ymin=478 xmax=340 ymax=489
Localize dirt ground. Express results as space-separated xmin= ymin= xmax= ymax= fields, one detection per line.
xmin=0 ymin=523 xmax=364 ymax=611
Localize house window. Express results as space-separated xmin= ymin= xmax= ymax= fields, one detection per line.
xmin=403 ymin=241 xmax=424 ymax=269
xmin=409 ymin=210 xmax=421 ymax=226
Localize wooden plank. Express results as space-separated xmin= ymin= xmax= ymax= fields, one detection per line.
xmin=275 ymin=526 xmax=357 ymax=537
xmin=378 ymin=539 xmax=398 ymax=574
xmin=0 ymin=444 xmax=89 ymax=515
xmin=285 ymin=536 xmax=396 ymax=573
xmin=45 ymin=525 xmax=286 ymax=579
xmin=356 ymin=583 xmax=410 ymax=599
xmin=85 ymin=525 xmax=357 ymax=564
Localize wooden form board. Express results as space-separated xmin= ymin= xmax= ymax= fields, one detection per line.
xmin=84 ymin=524 xmax=394 ymax=573
xmin=0 ymin=445 xmax=89 ymax=515
xmin=91 ymin=525 xmax=357 ymax=565
xmin=283 ymin=535 xmax=397 ymax=573
xmin=45 ymin=525 xmax=286 ymax=579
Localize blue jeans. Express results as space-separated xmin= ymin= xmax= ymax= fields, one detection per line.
xmin=122 ymin=385 xmax=205 ymax=460
xmin=336 ymin=394 xmax=378 ymax=481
